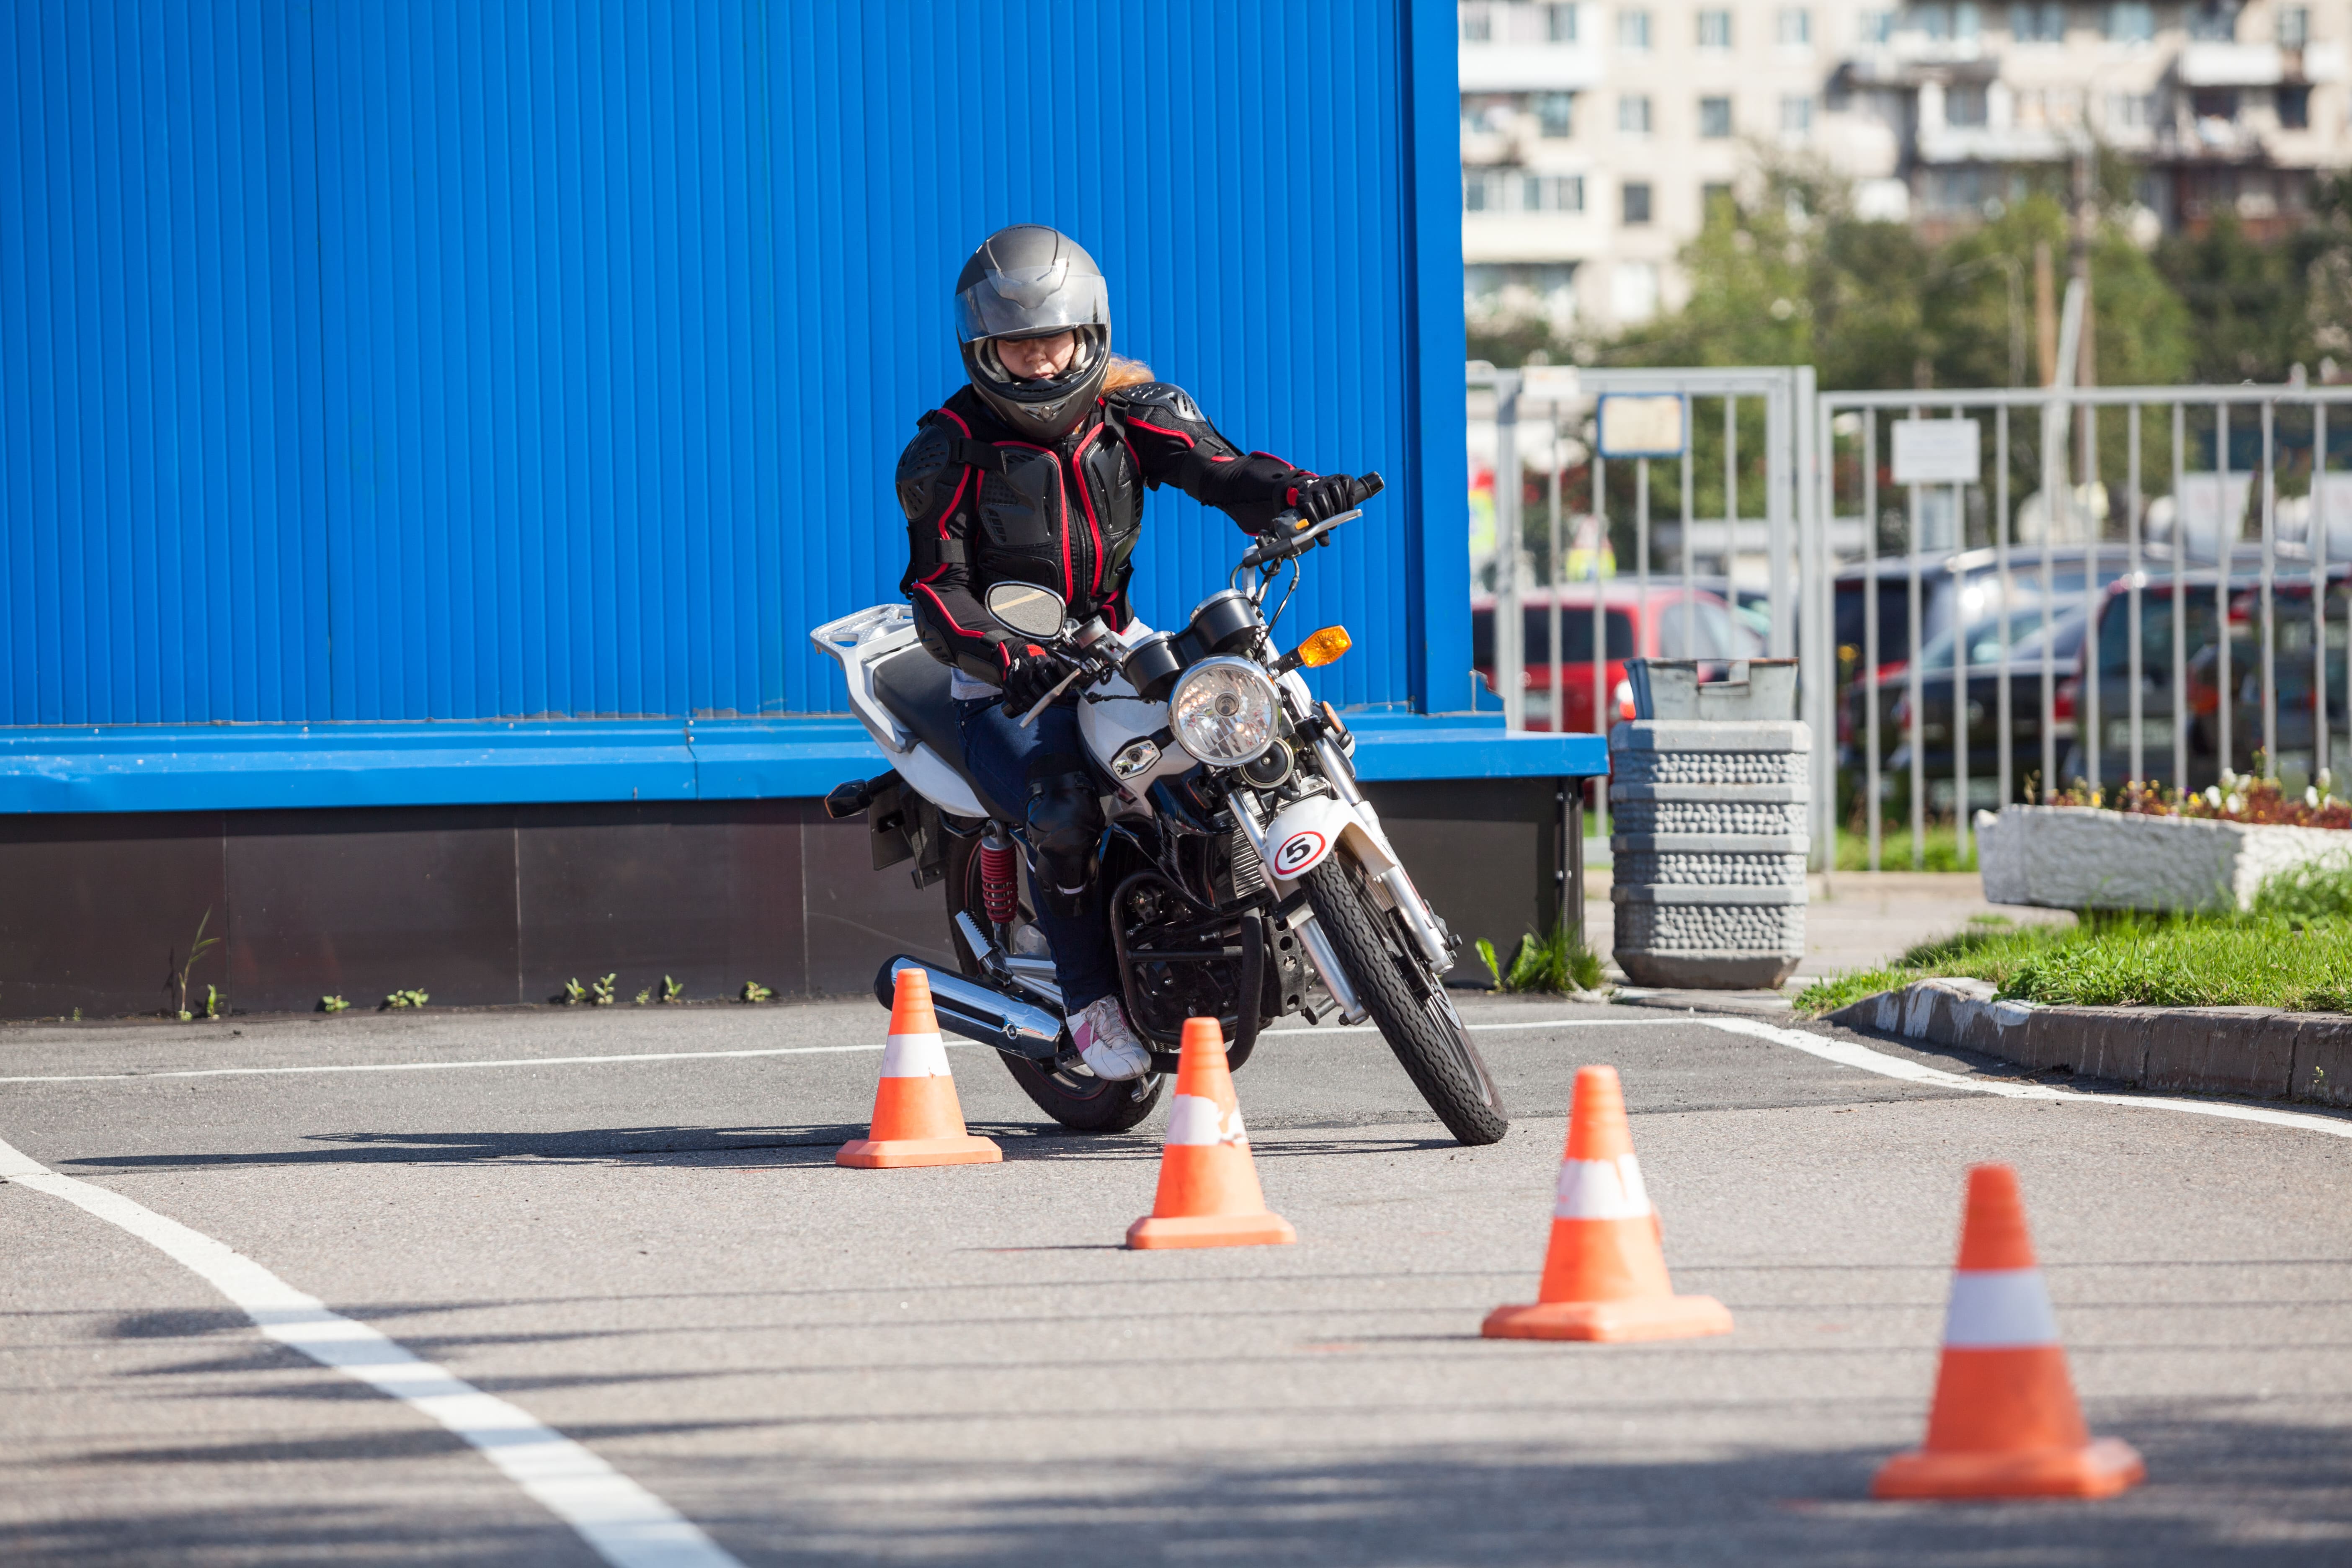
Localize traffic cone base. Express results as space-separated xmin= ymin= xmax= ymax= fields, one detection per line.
xmin=1125 ymin=1017 xmax=1292 ymax=1250
xmin=1125 ymin=1210 xmax=1297 ymax=1250
xmin=1481 ymin=1291 xmax=1733 ymax=1343
xmin=1873 ymin=1436 xmax=2145 ymax=1501
xmin=836 ymin=1132 xmax=1003 ymax=1169
xmin=836 ymin=968 xmax=1003 ymax=1170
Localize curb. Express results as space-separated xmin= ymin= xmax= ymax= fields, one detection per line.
xmin=1828 ymin=979 xmax=2352 ymax=1108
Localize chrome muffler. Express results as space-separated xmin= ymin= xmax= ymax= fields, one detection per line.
xmin=872 ymin=955 xmax=1065 ymax=1061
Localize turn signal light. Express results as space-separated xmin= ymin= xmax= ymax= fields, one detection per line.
xmin=1295 ymin=626 xmax=1352 ymax=668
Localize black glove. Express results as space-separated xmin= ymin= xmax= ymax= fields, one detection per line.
xmin=1287 ymin=472 xmax=1371 ymax=526
xmin=1003 ymin=649 xmax=1079 ymax=713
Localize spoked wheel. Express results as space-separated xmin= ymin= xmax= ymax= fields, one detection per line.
xmin=1302 ymin=856 xmax=1508 ymax=1146
xmin=946 ymin=828 xmax=1165 ymax=1135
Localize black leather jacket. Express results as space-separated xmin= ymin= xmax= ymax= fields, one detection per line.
xmin=895 ymin=381 xmax=1317 ymax=684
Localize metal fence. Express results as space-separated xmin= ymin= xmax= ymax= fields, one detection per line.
xmin=1469 ymin=356 xmax=2352 ymax=884
xmin=1465 ymin=365 xmax=1819 ymax=842
xmin=1817 ymin=379 xmax=2352 ymax=876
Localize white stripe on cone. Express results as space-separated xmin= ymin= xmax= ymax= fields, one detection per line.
xmin=878 ymin=1031 xmax=953 ymax=1079
xmin=1164 ymin=1093 xmax=1248 ymax=1147
xmin=1553 ymin=1153 xmax=1652 ymax=1220
xmin=1942 ymin=1268 xmax=2061 ymax=1348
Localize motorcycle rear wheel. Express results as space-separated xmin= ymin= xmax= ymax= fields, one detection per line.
xmin=1302 ymin=856 xmax=1508 ymax=1146
xmin=946 ymin=827 xmax=1165 ymax=1135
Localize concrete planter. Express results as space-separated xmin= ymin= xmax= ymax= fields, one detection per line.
xmin=1611 ymin=717 xmax=1810 ymax=989
xmin=1975 ymin=805 xmax=2352 ymax=913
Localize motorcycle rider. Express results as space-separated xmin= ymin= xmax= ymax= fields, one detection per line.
xmin=895 ymin=224 xmax=1372 ymax=1081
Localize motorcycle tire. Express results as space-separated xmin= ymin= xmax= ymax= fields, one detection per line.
xmin=1302 ymin=856 xmax=1508 ymax=1147
xmin=946 ymin=829 xmax=1166 ymax=1135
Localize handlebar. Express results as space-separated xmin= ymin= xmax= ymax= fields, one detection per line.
xmin=1238 ymin=471 xmax=1384 ymax=570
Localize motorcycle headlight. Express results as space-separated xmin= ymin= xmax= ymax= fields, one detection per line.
xmin=1167 ymin=658 xmax=1280 ymax=766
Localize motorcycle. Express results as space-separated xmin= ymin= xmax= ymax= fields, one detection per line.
xmin=810 ymin=475 xmax=1507 ymax=1145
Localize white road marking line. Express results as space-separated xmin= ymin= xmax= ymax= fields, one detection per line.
xmin=1696 ymin=1015 xmax=2352 ymax=1140
xmin=1266 ymin=1017 xmax=1681 ymax=1037
xmin=0 ymin=1018 xmax=1664 ymax=1086
xmin=0 ymin=1132 xmax=743 ymax=1568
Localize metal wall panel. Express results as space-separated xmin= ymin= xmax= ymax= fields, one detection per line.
xmin=1 ymin=0 xmax=1449 ymax=731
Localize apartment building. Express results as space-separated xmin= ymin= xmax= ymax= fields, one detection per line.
xmin=1462 ymin=0 xmax=2352 ymax=335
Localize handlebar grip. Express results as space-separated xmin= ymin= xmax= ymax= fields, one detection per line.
xmin=1355 ymin=472 xmax=1384 ymax=501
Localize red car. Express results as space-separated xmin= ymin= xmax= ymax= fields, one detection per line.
xmin=1471 ymin=584 xmax=1762 ymax=733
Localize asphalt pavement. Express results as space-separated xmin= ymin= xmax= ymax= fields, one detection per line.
xmin=2 ymin=995 xmax=2348 ymax=1565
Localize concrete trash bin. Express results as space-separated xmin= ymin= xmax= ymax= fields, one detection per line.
xmin=1610 ymin=660 xmax=1809 ymax=990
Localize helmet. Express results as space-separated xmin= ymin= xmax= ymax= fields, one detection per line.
xmin=954 ymin=225 xmax=1113 ymax=442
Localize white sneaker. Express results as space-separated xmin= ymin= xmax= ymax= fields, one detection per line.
xmin=1072 ymin=996 xmax=1153 ymax=1081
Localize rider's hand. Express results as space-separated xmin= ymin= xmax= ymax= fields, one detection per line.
xmin=1003 ymin=648 xmax=1079 ymax=713
xmin=1287 ymin=472 xmax=1373 ymax=527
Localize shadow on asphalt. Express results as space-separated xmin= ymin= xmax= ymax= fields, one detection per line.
xmin=7 ymin=1409 xmax=2344 ymax=1567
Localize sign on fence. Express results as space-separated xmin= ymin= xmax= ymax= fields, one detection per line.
xmin=1595 ymin=393 xmax=1687 ymax=458
xmin=1890 ymin=418 xmax=1981 ymax=485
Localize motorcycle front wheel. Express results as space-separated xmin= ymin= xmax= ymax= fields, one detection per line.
xmin=946 ymin=827 xmax=1165 ymax=1135
xmin=1302 ymin=856 xmax=1508 ymax=1146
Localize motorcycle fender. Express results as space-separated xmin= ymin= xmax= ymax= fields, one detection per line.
xmin=1260 ymin=795 xmax=1397 ymax=885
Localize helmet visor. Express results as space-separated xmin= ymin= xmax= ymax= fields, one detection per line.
xmin=955 ymin=265 xmax=1112 ymax=343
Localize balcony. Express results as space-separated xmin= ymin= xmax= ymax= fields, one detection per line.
xmin=1458 ymin=42 xmax=1605 ymax=92
xmin=2175 ymin=41 xmax=2284 ymax=87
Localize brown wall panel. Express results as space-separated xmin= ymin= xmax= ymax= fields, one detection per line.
xmin=0 ymin=812 xmax=228 ymax=1019
xmin=799 ymin=812 xmax=961 ymax=996
xmin=226 ymin=807 xmax=521 ymax=1012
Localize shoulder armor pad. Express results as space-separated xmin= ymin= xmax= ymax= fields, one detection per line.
xmin=1108 ymin=381 xmax=1204 ymax=426
xmin=896 ymin=422 xmax=957 ymax=519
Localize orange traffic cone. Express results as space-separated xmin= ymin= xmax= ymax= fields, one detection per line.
xmin=1125 ymin=1017 xmax=1296 ymax=1249
xmin=1874 ymin=1164 xmax=2144 ymax=1500
xmin=1482 ymin=1064 xmax=1733 ymax=1342
xmin=836 ymin=967 xmax=1003 ymax=1169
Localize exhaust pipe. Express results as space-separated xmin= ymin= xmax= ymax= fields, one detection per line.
xmin=873 ymin=956 xmax=1065 ymax=1061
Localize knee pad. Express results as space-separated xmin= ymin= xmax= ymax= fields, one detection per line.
xmin=1024 ymin=765 xmax=1104 ymax=919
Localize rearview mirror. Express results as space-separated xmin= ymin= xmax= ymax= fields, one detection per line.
xmin=985 ymin=581 xmax=1067 ymax=641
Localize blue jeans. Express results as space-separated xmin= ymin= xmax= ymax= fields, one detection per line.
xmin=954 ymin=696 xmax=1121 ymax=1014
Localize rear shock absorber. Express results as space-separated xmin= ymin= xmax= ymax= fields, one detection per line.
xmin=977 ymin=825 xmax=1019 ymax=928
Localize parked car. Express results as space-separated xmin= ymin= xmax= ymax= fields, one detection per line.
xmin=1845 ymin=605 xmax=2086 ymax=810
xmin=2058 ymin=570 xmax=2350 ymax=791
xmin=1471 ymin=584 xmax=1762 ymax=733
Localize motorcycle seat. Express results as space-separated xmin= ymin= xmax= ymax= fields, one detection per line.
xmin=871 ymin=646 xmax=1018 ymax=821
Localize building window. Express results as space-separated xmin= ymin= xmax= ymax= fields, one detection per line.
xmin=2280 ymin=5 xmax=2311 ymax=47
xmin=1698 ymin=9 xmax=1734 ymax=47
xmin=1612 ymin=261 xmax=1660 ymax=322
xmin=1462 ymin=93 xmax=1519 ymax=136
xmin=1906 ymin=4 xmax=1982 ymax=39
xmin=2104 ymin=90 xmax=2155 ymax=129
xmin=2184 ymin=1 xmax=2233 ymax=40
xmin=1782 ymin=94 xmax=1815 ymax=132
xmin=1460 ymin=3 xmax=1493 ymax=42
xmin=1946 ymin=83 xmax=1990 ymax=125
xmin=1463 ymin=168 xmax=1509 ymax=211
xmin=2279 ymin=84 xmax=2313 ymax=129
xmin=1623 ymin=181 xmax=1654 ymax=224
xmin=1547 ymin=2 xmax=1581 ymax=41
xmin=1619 ymin=94 xmax=1653 ymax=134
xmin=2107 ymin=2 xmax=2156 ymax=41
xmin=1700 ymin=96 xmax=1734 ymax=137
xmin=1776 ymin=6 xmax=1813 ymax=43
xmin=1858 ymin=8 xmax=1895 ymax=41
xmin=1617 ymin=8 xmax=1652 ymax=49
xmin=2192 ymin=87 xmax=2239 ymax=121
xmin=1524 ymin=173 xmax=1588 ymax=211
xmin=2008 ymin=2 xmax=2064 ymax=40
xmin=1467 ymin=263 xmax=1580 ymax=328
xmin=1536 ymin=91 xmax=1576 ymax=137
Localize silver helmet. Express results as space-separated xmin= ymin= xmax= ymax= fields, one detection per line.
xmin=954 ymin=225 xmax=1112 ymax=442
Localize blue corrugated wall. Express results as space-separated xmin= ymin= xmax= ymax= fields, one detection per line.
xmin=0 ymin=0 xmax=1466 ymax=740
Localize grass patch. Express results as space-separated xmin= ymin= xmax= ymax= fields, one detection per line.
xmin=1795 ymin=890 xmax=2352 ymax=1016
xmin=1831 ymin=820 xmax=1978 ymax=872
xmin=1478 ymin=924 xmax=1607 ymax=995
